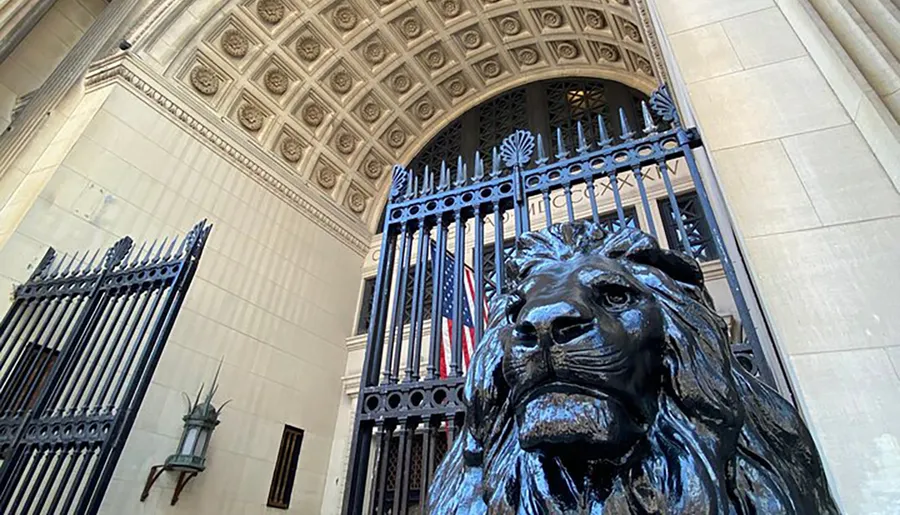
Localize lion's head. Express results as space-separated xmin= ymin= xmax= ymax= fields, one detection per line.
xmin=428 ymin=222 xmax=838 ymax=514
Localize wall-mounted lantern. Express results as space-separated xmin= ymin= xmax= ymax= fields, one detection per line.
xmin=140 ymin=364 xmax=229 ymax=505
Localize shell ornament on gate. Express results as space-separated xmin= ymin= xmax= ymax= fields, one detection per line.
xmin=499 ymin=129 xmax=536 ymax=170
xmin=390 ymin=165 xmax=408 ymax=201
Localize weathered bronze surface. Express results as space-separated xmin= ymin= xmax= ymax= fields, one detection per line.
xmin=428 ymin=222 xmax=839 ymax=514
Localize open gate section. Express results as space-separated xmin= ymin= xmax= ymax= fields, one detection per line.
xmin=0 ymin=220 xmax=211 ymax=514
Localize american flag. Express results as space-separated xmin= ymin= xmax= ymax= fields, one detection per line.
xmin=434 ymin=242 xmax=485 ymax=378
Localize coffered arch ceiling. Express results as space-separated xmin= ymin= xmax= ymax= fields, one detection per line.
xmin=148 ymin=0 xmax=663 ymax=230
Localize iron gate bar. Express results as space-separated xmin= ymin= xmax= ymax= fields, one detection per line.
xmin=0 ymin=220 xmax=211 ymax=515
xmin=343 ymin=85 xmax=781 ymax=514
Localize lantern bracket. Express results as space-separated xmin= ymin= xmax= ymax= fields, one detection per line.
xmin=140 ymin=464 xmax=199 ymax=506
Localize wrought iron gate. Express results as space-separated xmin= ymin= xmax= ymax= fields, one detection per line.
xmin=0 ymin=220 xmax=211 ymax=514
xmin=343 ymin=86 xmax=785 ymax=514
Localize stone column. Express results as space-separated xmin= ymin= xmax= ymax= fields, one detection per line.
xmin=807 ymin=0 xmax=900 ymax=122
xmin=649 ymin=0 xmax=900 ymax=511
xmin=0 ymin=0 xmax=141 ymax=177
xmin=0 ymin=0 xmax=56 ymax=65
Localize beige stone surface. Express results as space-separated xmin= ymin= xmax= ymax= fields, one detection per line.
xmin=712 ymin=140 xmax=821 ymax=237
xmin=689 ymin=57 xmax=850 ymax=150
xmin=655 ymin=3 xmax=900 ymax=510
xmin=782 ymin=124 xmax=900 ymax=224
xmin=722 ymin=7 xmax=807 ymax=68
xmin=668 ymin=24 xmax=742 ymax=83
xmin=744 ymin=217 xmax=900 ymax=356
xmin=792 ymin=348 xmax=900 ymax=515
xmin=0 ymin=82 xmax=364 ymax=514
xmin=656 ymin=0 xmax=774 ymax=34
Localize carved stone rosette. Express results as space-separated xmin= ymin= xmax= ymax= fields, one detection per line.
xmin=190 ymin=66 xmax=219 ymax=96
xmin=280 ymin=137 xmax=302 ymax=162
xmin=238 ymin=104 xmax=264 ymax=131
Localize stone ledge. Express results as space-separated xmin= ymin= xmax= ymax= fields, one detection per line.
xmin=84 ymin=52 xmax=372 ymax=256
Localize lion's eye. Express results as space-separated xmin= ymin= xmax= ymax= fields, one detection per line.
xmin=599 ymin=287 xmax=635 ymax=311
xmin=506 ymin=294 xmax=525 ymax=322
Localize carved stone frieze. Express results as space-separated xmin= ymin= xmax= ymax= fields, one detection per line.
xmin=383 ymin=122 xmax=408 ymax=149
xmin=264 ymin=68 xmax=289 ymax=95
xmin=296 ymin=36 xmax=322 ymax=61
xmin=362 ymin=39 xmax=386 ymax=65
xmin=477 ymin=57 xmax=502 ymax=79
xmin=413 ymin=97 xmax=436 ymax=121
xmin=514 ymin=45 xmax=539 ymax=66
xmin=221 ymin=29 xmax=249 ymax=58
xmin=317 ymin=166 xmax=339 ymax=189
xmin=190 ymin=66 xmax=219 ymax=95
xmin=330 ymin=68 xmax=354 ymax=94
xmin=331 ymin=4 xmax=359 ymax=32
xmin=280 ymin=136 xmax=303 ymax=162
xmin=345 ymin=185 xmax=368 ymax=214
xmin=582 ymin=9 xmax=608 ymax=30
xmin=360 ymin=99 xmax=382 ymax=123
xmin=239 ymin=103 xmax=265 ymax=131
xmin=537 ymin=8 xmax=564 ymax=29
xmin=362 ymin=151 xmax=388 ymax=181
xmin=458 ymin=27 xmax=483 ymax=50
xmin=334 ymin=126 xmax=358 ymax=155
xmin=302 ymin=102 xmax=326 ymax=127
xmin=257 ymin=0 xmax=285 ymax=25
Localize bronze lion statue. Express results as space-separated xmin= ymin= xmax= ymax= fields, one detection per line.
xmin=428 ymin=222 xmax=838 ymax=514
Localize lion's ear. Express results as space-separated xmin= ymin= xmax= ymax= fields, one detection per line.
xmin=600 ymin=228 xmax=704 ymax=288
xmin=630 ymin=247 xmax=704 ymax=288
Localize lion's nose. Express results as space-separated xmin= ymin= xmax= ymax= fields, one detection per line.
xmin=515 ymin=302 xmax=593 ymax=346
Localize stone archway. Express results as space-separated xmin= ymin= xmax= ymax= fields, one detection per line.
xmin=126 ymin=0 xmax=665 ymax=231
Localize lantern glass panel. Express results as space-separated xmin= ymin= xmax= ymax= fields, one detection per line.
xmin=180 ymin=426 xmax=200 ymax=456
xmin=194 ymin=427 xmax=209 ymax=457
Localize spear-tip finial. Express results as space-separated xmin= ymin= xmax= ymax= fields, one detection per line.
xmin=474 ymin=151 xmax=484 ymax=180
xmin=423 ymin=165 xmax=433 ymax=195
xmin=405 ymin=168 xmax=415 ymax=198
xmin=598 ymin=114 xmax=610 ymax=144
xmin=491 ymin=147 xmax=500 ymax=177
xmin=576 ymin=121 xmax=588 ymax=154
xmin=555 ymin=127 xmax=568 ymax=160
xmin=619 ymin=108 xmax=634 ymax=140
xmin=438 ymin=160 xmax=449 ymax=191
xmin=641 ymin=101 xmax=657 ymax=134
xmin=536 ymin=133 xmax=548 ymax=165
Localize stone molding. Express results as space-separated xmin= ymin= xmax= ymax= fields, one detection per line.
xmin=85 ymin=53 xmax=370 ymax=256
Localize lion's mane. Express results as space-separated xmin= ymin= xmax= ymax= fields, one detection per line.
xmin=427 ymin=222 xmax=838 ymax=514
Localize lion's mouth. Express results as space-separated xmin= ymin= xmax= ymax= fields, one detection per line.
xmin=515 ymin=381 xmax=609 ymax=407
xmin=514 ymin=381 xmax=648 ymax=426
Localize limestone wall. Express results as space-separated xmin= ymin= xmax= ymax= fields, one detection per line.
xmin=653 ymin=1 xmax=900 ymax=512
xmin=0 ymin=77 xmax=364 ymax=513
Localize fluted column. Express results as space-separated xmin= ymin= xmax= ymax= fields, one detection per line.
xmin=0 ymin=0 xmax=52 ymax=64
xmin=0 ymin=0 xmax=142 ymax=177
xmin=847 ymin=0 xmax=900 ymax=62
xmin=808 ymin=0 xmax=900 ymax=122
